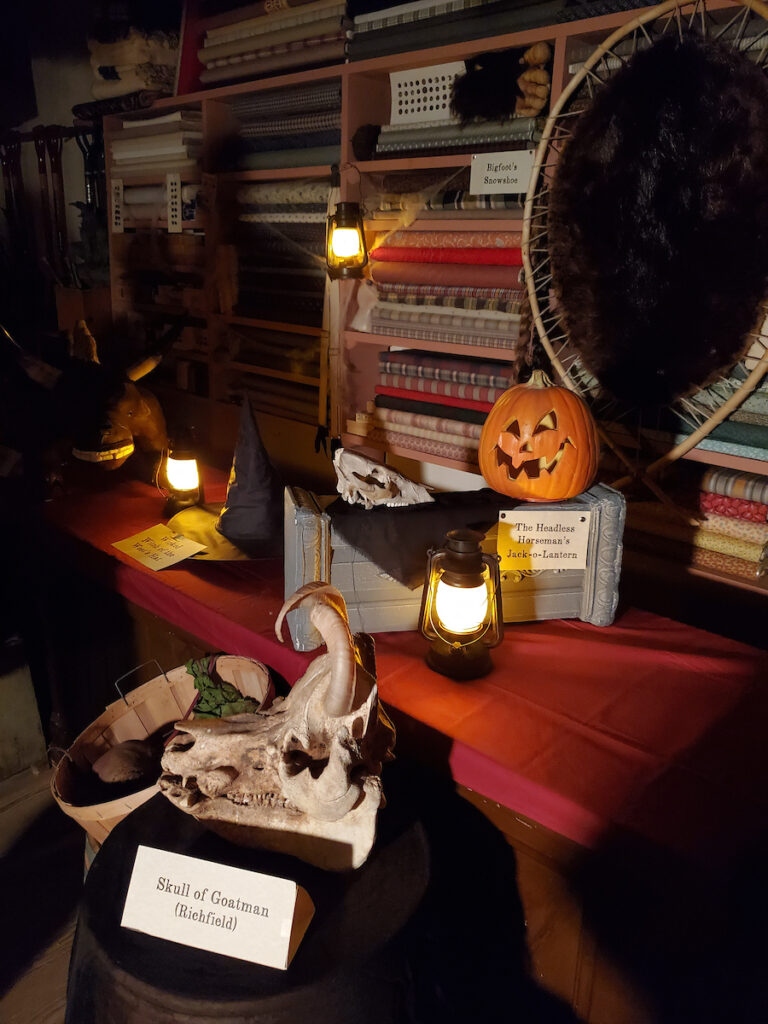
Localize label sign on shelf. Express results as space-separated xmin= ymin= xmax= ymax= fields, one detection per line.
xmin=121 ymin=846 xmax=315 ymax=970
xmin=469 ymin=149 xmax=536 ymax=196
xmin=497 ymin=509 xmax=592 ymax=571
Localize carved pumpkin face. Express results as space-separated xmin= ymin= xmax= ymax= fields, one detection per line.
xmin=479 ymin=371 xmax=600 ymax=501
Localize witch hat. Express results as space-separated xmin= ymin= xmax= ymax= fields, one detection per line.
xmin=216 ymin=398 xmax=283 ymax=556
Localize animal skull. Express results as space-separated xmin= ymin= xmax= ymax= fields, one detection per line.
xmin=159 ymin=583 xmax=396 ymax=870
xmin=333 ymin=448 xmax=434 ymax=510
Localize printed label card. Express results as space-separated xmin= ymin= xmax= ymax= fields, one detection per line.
xmin=497 ymin=509 xmax=592 ymax=572
xmin=470 ymin=149 xmax=536 ymax=195
xmin=112 ymin=524 xmax=206 ymax=570
xmin=122 ymin=846 xmax=315 ymax=970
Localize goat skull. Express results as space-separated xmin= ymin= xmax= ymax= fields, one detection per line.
xmin=333 ymin=448 xmax=434 ymax=510
xmin=159 ymin=583 xmax=395 ymax=870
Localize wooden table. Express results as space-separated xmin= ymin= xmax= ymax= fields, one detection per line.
xmin=39 ymin=477 xmax=768 ymax=1024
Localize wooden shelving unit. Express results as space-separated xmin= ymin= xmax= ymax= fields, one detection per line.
xmin=102 ymin=0 xmax=767 ymax=594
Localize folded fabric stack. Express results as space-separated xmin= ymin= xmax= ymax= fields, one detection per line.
xmin=234 ymin=178 xmax=330 ymax=323
xmin=197 ymin=0 xmax=350 ymax=87
xmin=121 ymin=183 xmax=200 ymax=223
xmin=111 ymin=109 xmax=202 ymax=182
xmin=348 ymin=348 xmax=517 ymax=463
xmin=225 ymin=82 xmax=342 ymax=171
xmin=88 ymin=29 xmax=179 ymax=100
xmin=349 ymin=0 xmax=563 ymax=60
xmin=364 ymin=226 xmax=522 ymax=350
xmin=625 ymin=499 xmax=768 ymax=582
xmin=367 ymin=115 xmax=544 ymax=160
xmin=365 ymin=168 xmax=526 ymax=220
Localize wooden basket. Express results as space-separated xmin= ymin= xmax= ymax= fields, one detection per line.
xmin=52 ymin=657 xmax=272 ymax=848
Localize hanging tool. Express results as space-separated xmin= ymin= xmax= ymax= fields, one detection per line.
xmin=32 ymin=125 xmax=58 ymax=281
xmin=46 ymin=127 xmax=69 ymax=282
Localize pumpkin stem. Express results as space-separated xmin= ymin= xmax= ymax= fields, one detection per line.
xmin=526 ymin=370 xmax=554 ymax=389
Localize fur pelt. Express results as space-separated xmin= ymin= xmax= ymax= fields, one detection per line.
xmin=451 ymin=44 xmax=551 ymax=123
xmin=548 ymin=34 xmax=768 ymax=407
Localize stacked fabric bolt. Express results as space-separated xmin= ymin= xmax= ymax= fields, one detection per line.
xmin=224 ymin=83 xmax=342 ymax=171
xmin=88 ymin=29 xmax=179 ymax=100
xmin=625 ymin=500 xmax=768 ymax=582
xmin=347 ymin=348 xmax=517 ymax=463
xmin=111 ymin=110 xmax=202 ymax=182
xmin=234 ymin=178 xmax=330 ymax=324
xmin=363 ymin=115 xmax=544 ymax=160
xmin=349 ymin=0 xmax=563 ymax=59
xmin=363 ymin=226 xmax=523 ymax=350
xmin=197 ymin=0 xmax=350 ymax=87
xmin=120 ymin=183 xmax=200 ymax=224
xmin=365 ymin=168 xmax=526 ymax=220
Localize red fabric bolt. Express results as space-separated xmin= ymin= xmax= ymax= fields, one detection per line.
xmin=698 ymin=490 xmax=768 ymax=523
xmin=369 ymin=246 xmax=523 ymax=266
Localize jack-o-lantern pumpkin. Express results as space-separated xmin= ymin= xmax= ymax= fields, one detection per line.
xmin=479 ymin=371 xmax=599 ymax=501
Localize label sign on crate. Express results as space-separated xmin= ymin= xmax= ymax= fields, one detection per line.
xmin=470 ymin=149 xmax=536 ymax=195
xmin=122 ymin=846 xmax=314 ymax=970
xmin=497 ymin=509 xmax=593 ymax=571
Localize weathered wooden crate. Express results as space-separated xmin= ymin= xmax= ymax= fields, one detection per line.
xmin=284 ymin=485 xmax=625 ymax=651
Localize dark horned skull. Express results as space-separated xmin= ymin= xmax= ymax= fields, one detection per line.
xmin=8 ymin=318 xmax=173 ymax=469
xmin=159 ymin=583 xmax=396 ymax=871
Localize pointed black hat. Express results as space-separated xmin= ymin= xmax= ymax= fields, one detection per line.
xmin=216 ymin=398 xmax=282 ymax=556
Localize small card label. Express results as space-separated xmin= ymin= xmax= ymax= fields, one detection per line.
xmin=112 ymin=524 xmax=206 ymax=570
xmin=469 ymin=149 xmax=536 ymax=195
xmin=498 ymin=509 xmax=592 ymax=571
xmin=121 ymin=846 xmax=314 ymax=970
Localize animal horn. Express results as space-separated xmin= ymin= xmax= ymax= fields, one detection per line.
xmin=126 ymin=319 xmax=186 ymax=380
xmin=69 ymin=320 xmax=100 ymax=363
xmin=276 ymin=583 xmax=356 ymax=718
xmin=126 ymin=352 xmax=162 ymax=381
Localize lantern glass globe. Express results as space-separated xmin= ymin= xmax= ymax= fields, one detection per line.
xmin=434 ymin=578 xmax=489 ymax=635
xmin=166 ymin=455 xmax=199 ymax=492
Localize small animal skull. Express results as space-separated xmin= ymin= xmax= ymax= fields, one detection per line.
xmin=333 ymin=448 xmax=434 ymax=510
xmin=159 ymin=583 xmax=395 ymax=870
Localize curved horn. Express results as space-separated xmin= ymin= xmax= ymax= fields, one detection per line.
xmin=126 ymin=352 xmax=162 ymax=381
xmin=276 ymin=583 xmax=356 ymax=718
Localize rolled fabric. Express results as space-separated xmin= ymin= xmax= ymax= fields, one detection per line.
xmin=123 ymin=184 xmax=199 ymax=204
xmin=205 ymin=0 xmax=342 ymax=44
xmin=238 ymin=128 xmax=340 ymax=153
xmin=236 ymin=180 xmax=330 ymax=205
xmin=370 ymin=246 xmax=523 ymax=266
xmin=370 ymin=261 xmax=523 ymax=288
xmin=235 ymin=144 xmax=340 ymax=170
xmin=230 ymin=81 xmax=341 ymax=119
xmin=200 ymin=13 xmax=348 ymax=64
xmin=374 ymin=299 xmax=519 ymax=325
xmin=199 ymin=37 xmax=345 ymax=84
xmin=367 ymin=427 xmax=479 ymax=463
xmin=381 ymin=229 xmax=522 ymax=248
xmin=700 ymin=466 xmax=768 ymax=504
xmin=627 ymin=504 xmax=767 ymax=563
xmin=698 ymin=491 xmax=768 ymax=522
xmin=700 ymin=512 xmax=768 ymax=545
xmin=239 ymin=109 xmax=341 ymax=136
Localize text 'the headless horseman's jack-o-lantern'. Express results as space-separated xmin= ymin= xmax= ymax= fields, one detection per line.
xmin=479 ymin=371 xmax=600 ymax=502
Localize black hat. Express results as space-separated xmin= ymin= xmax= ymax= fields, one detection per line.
xmin=216 ymin=399 xmax=282 ymax=556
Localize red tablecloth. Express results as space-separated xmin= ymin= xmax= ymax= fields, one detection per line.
xmin=43 ymin=478 xmax=768 ymax=863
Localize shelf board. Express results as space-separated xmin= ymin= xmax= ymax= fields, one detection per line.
xmin=357 ymin=155 xmax=473 ymax=173
xmin=622 ymin=547 xmax=768 ymax=597
xmin=159 ymin=63 xmax=343 ymax=107
xmin=367 ymin=216 xmax=524 ymax=232
xmin=341 ymin=432 xmax=481 ymax=473
xmin=680 ymin=447 xmax=768 ymax=475
xmin=225 ymin=314 xmax=324 ymax=336
xmin=111 ymin=173 xmax=202 ymax=187
xmin=345 ymin=330 xmax=517 ymax=361
xmin=228 ymin=360 xmax=321 ymax=387
xmin=216 ymin=165 xmax=333 ymax=181
xmin=120 ymin=218 xmax=204 ymax=232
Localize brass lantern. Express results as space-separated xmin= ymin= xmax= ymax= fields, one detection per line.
xmin=326 ymin=201 xmax=367 ymax=279
xmin=419 ymin=529 xmax=503 ymax=680
xmin=163 ymin=439 xmax=202 ymax=515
